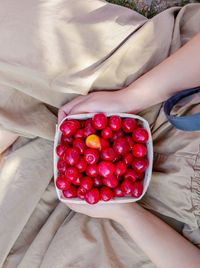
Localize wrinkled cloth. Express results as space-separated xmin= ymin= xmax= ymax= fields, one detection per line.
xmin=0 ymin=1 xmax=200 ymax=267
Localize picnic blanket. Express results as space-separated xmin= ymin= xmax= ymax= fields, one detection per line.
xmin=0 ymin=1 xmax=200 ymax=267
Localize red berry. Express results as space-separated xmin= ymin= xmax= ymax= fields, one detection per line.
xmin=121 ymin=179 xmax=134 ymax=195
xmin=126 ymin=136 xmax=134 ymax=149
xmin=86 ymin=164 xmax=99 ymax=177
xmin=101 ymin=148 xmax=116 ymax=161
xmin=81 ymin=176 xmax=93 ymax=190
xmin=80 ymin=120 xmax=85 ymax=128
xmin=98 ymin=161 xmax=115 ymax=178
xmin=132 ymin=144 xmax=147 ymax=158
xmin=103 ymin=174 xmax=118 ymax=188
xmin=137 ymin=172 xmax=145 ymax=180
xmin=111 ymin=130 xmax=124 ymax=142
xmin=84 ymin=149 xmax=99 ymax=165
xmin=65 ymin=167 xmax=80 ymax=182
xmin=76 ymin=158 xmax=87 ymax=172
xmin=131 ymin=182 xmax=143 ymax=198
xmin=56 ymin=176 xmax=71 ymax=190
xmin=101 ymin=127 xmax=113 ymax=139
xmin=115 ymin=161 xmax=127 ymax=176
xmin=123 ymin=153 xmax=133 ymax=166
xmin=92 ymin=113 xmax=107 ymax=130
xmin=113 ymin=138 xmax=129 ymax=155
xmin=113 ymin=186 xmax=124 ymax=197
xmin=63 ymin=186 xmax=77 ymax=198
xmin=61 ymin=135 xmax=73 ymax=145
xmin=100 ymin=138 xmax=110 ymax=149
xmin=132 ymin=128 xmax=149 ymax=143
xmin=122 ymin=118 xmax=137 ymax=133
xmin=56 ymin=144 xmax=68 ymax=157
xmin=85 ymin=188 xmax=100 ymax=204
xmin=124 ymin=169 xmax=138 ymax=183
xmin=100 ymin=187 xmax=113 ymax=201
xmin=109 ymin=116 xmax=122 ymax=131
xmin=77 ymin=187 xmax=87 ymax=200
xmin=74 ymin=129 xmax=85 ymax=139
xmin=132 ymin=158 xmax=148 ymax=173
xmin=57 ymin=159 xmax=68 ymax=174
xmin=93 ymin=176 xmax=103 ymax=187
xmin=84 ymin=125 xmax=96 ymax=137
xmin=85 ymin=118 xmax=93 ymax=127
xmin=72 ymin=176 xmax=82 ymax=186
xmin=60 ymin=120 xmax=80 ymax=137
xmin=63 ymin=147 xmax=80 ymax=165
xmin=73 ymin=138 xmax=86 ymax=154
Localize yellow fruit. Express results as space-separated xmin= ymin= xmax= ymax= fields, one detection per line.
xmin=86 ymin=134 xmax=101 ymax=149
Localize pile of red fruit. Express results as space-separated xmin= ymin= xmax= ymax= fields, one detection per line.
xmin=55 ymin=114 xmax=149 ymax=204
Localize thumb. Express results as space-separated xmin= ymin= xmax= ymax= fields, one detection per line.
xmin=58 ymin=95 xmax=88 ymax=123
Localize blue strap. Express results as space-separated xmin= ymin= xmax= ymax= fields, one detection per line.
xmin=164 ymin=87 xmax=200 ymax=131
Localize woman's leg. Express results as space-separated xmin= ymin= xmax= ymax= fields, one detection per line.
xmin=0 ymin=129 xmax=18 ymax=154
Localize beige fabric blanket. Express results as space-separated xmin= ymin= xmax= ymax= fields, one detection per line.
xmin=0 ymin=1 xmax=200 ymax=267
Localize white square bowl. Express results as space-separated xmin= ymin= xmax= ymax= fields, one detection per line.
xmin=54 ymin=113 xmax=153 ymax=204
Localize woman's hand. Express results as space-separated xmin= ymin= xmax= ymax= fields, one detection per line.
xmin=67 ymin=202 xmax=136 ymax=222
xmin=58 ymin=89 xmax=135 ymax=123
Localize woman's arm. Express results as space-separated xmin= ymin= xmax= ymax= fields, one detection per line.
xmin=124 ymin=32 xmax=200 ymax=112
xmin=68 ymin=203 xmax=200 ymax=268
xmin=58 ymin=32 xmax=200 ymax=121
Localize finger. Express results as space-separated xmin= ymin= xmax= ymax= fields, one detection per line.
xmin=58 ymin=95 xmax=87 ymax=123
xmin=69 ymin=100 xmax=96 ymax=115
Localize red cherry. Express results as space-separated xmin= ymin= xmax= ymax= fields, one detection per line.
xmin=80 ymin=120 xmax=85 ymax=128
xmin=121 ymin=179 xmax=134 ymax=195
xmin=101 ymin=127 xmax=113 ymax=139
xmin=122 ymin=118 xmax=137 ymax=133
xmin=77 ymin=187 xmax=87 ymax=200
xmin=84 ymin=125 xmax=96 ymax=137
xmin=61 ymin=135 xmax=73 ymax=145
xmin=126 ymin=136 xmax=134 ymax=150
xmin=86 ymin=164 xmax=99 ymax=177
xmin=56 ymin=144 xmax=68 ymax=157
xmin=56 ymin=176 xmax=71 ymax=190
xmin=100 ymin=138 xmax=110 ymax=149
xmin=81 ymin=176 xmax=93 ymax=190
xmin=72 ymin=176 xmax=82 ymax=186
xmin=65 ymin=167 xmax=80 ymax=182
xmin=137 ymin=172 xmax=145 ymax=180
xmin=74 ymin=129 xmax=85 ymax=139
xmin=73 ymin=138 xmax=86 ymax=154
xmin=113 ymin=138 xmax=129 ymax=155
xmin=85 ymin=188 xmax=100 ymax=204
xmin=109 ymin=116 xmax=122 ymax=131
xmin=115 ymin=161 xmax=127 ymax=176
xmin=57 ymin=159 xmax=68 ymax=174
xmin=113 ymin=186 xmax=124 ymax=197
xmin=85 ymin=118 xmax=93 ymax=127
xmin=132 ymin=128 xmax=149 ymax=143
xmin=131 ymin=182 xmax=143 ymax=198
xmin=63 ymin=147 xmax=80 ymax=165
xmin=111 ymin=130 xmax=124 ymax=142
xmin=124 ymin=169 xmax=138 ymax=183
xmin=76 ymin=158 xmax=87 ymax=172
xmin=60 ymin=120 xmax=80 ymax=137
xmin=63 ymin=186 xmax=77 ymax=198
xmin=100 ymin=187 xmax=113 ymax=201
xmin=123 ymin=153 xmax=133 ymax=166
xmin=84 ymin=149 xmax=99 ymax=165
xmin=132 ymin=158 xmax=148 ymax=173
xmin=103 ymin=174 xmax=118 ymax=188
xmin=101 ymin=148 xmax=116 ymax=161
xmin=92 ymin=113 xmax=108 ymax=130
xmin=132 ymin=144 xmax=147 ymax=158
xmin=93 ymin=176 xmax=103 ymax=187
xmin=98 ymin=161 xmax=115 ymax=178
